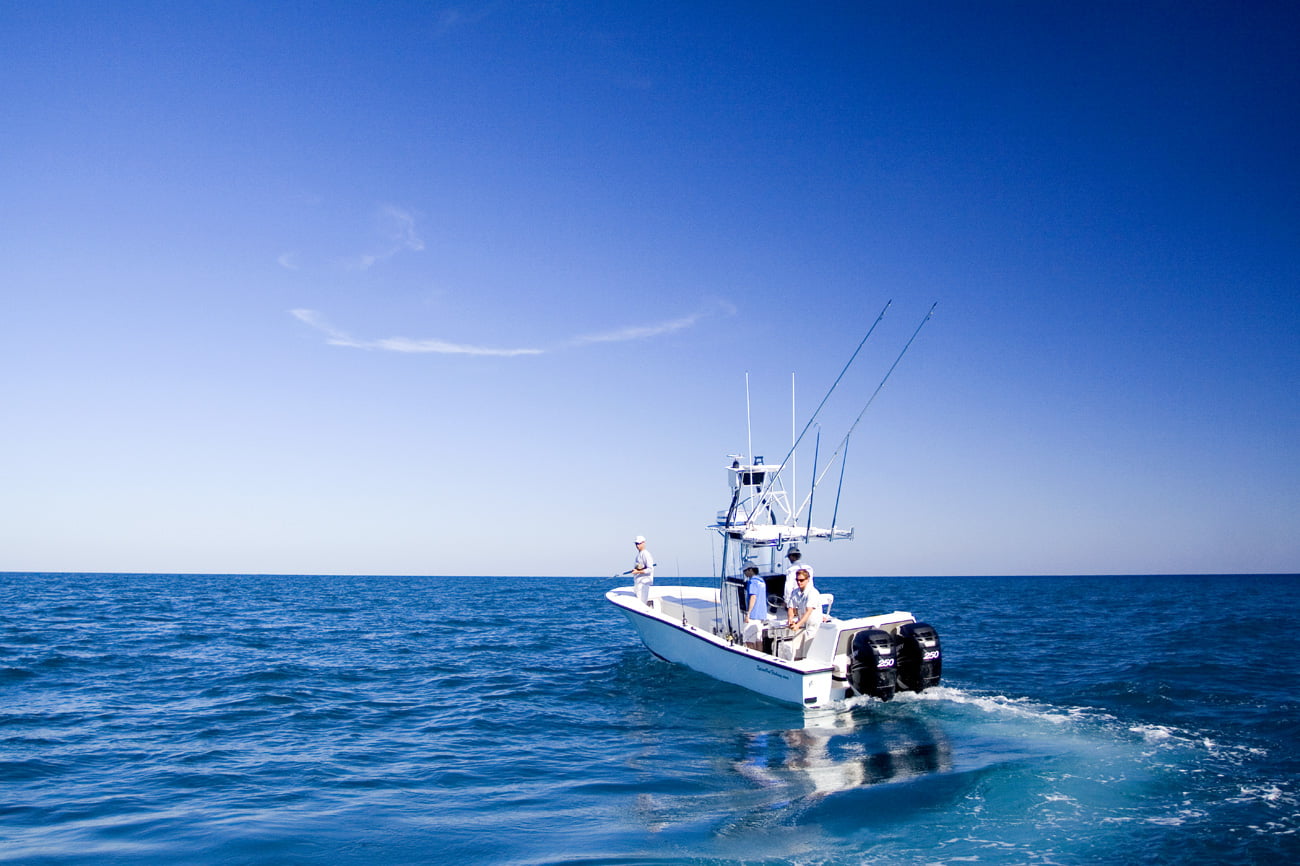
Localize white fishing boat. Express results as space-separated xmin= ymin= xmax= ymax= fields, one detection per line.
xmin=607 ymin=305 xmax=942 ymax=710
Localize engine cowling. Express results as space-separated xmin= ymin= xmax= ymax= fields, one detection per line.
xmin=849 ymin=629 xmax=897 ymax=701
xmin=896 ymin=622 xmax=942 ymax=692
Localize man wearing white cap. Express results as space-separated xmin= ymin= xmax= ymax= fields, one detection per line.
xmin=631 ymin=536 xmax=655 ymax=607
xmin=782 ymin=546 xmax=814 ymax=608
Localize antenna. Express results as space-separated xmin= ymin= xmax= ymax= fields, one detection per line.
xmin=790 ymin=372 xmax=796 ymax=506
xmin=745 ymin=372 xmax=752 ymax=463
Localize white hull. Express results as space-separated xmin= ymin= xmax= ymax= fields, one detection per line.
xmin=607 ymin=584 xmax=920 ymax=709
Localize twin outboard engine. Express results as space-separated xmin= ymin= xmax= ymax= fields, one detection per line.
xmin=897 ymin=622 xmax=942 ymax=692
xmin=849 ymin=629 xmax=898 ymax=701
xmin=849 ymin=622 xmax=942 ymax=701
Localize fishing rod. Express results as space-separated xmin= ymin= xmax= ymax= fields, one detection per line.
xmin=829 ymin=434 xmax=849 ymax=539
xmin=715 ymin=486 xmax=744 ymax=638
xmin=717 ymin=482 xmax=742 ymax=580
xmin=801 ymin=302 xmax=938 ymax=503
xmin=744 ymin=299 xmax=892 ymax=530
xmin=804 ymin=427 xmax=820 ymax=542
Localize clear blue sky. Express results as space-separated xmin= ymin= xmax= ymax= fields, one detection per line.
xmin=3 ymin=2 xmax=1296 ymax=577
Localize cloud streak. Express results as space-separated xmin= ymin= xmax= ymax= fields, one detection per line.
xmin=274 ymin=203 xmax=426 ymax=272
xmin=568 ymin=312 xmax=705 ymax=346
xmin=566 ymin=299 xmax=735 ymax=346
xmin=372 ymin=336 xmax=543 ymax=357
xmin=290 ymin=300 xmax=733 ymax=358
xmin=344 ymin=204 xmax=426 ymax=271
xmin=290 ymin=309 xmax=543 ymax=356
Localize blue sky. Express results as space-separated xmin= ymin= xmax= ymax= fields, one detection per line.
xmin=2 ymin=2 xmax=1296 ymax=577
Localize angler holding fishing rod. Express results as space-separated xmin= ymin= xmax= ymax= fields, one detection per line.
xmin=628 ymin=535 xmax=655 ymax=607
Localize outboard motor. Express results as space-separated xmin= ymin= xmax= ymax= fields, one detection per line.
xmin=896 ymin=622 xmax=942 ymax=692
xmin=849 ymin=629 xmax=897 ymax=701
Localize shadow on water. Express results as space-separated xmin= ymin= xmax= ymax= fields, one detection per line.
xmin=727 ymin=705 xmax=954 ymax=800
xmin=603 ymin=648 xmax=975 ymax=822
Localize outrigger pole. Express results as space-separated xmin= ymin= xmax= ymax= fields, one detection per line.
xmin=805 ymin=302 xmax=938 ymax=499
xmin=744 ymin=299 xmax=892 ymax=531
xmin=829 ymin=435 xmax=850 ymax=539
xmin=804 ymin=427 xmax=820 ymax=542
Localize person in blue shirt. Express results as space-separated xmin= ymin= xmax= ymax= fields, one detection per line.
xmin=743 ymin=566 xmax=768 ymax=650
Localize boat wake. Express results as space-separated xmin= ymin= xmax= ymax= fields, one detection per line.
xmin=609 ymin=679 xmax=1300 ymax=864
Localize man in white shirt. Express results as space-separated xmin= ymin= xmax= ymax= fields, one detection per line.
xmin=782 ymin=546 xmax=814 ymax=607
xmin=631 ymin=535 xmax=655 ymax=607
xmin=784 ymin=568 xmax=822 ymax=659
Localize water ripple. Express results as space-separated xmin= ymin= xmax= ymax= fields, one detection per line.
xmin=1 ymin=572 xmax=1296 ymax=864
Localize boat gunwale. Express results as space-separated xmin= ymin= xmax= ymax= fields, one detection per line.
xmin=606 ymin=587 xmax=834 ymax=676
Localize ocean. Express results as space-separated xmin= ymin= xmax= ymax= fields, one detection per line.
xmin=2 ymin=572 xmax=1296 ymax=865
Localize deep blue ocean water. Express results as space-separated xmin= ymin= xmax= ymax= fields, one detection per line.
xmin=2 ymin=572 xmax=1297 ymax=865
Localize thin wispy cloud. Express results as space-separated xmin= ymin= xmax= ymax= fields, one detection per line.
xmin=290 ymin=300 xmax=733 ymax=358
xmin=382 ymin=204 xmax=424 ymax=252
xmin=373 ymin=336 xmax=543 ymax=357
xmin=289 ymin=309 xmax=367 ymax=349
xmin=568 ymin=298 xmax=736 ymax=346
xmin=275 ymin=203 xmax=425 ymax=272
xmin=344 ymin=204 xmax=426 ymax=271
xmin=290 ymin=309 xmax=542 ymax=356
xmin=568 ymin=312 xmax=705 ymax=345
xmin=430 ymin=3 xmax=498 ymax=38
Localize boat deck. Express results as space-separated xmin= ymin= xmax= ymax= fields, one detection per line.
xmin=610 ymin=584 xmax=914 ymax=668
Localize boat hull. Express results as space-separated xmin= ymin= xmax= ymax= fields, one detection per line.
xmin=607 ymin=586 xmax=837 ymax=708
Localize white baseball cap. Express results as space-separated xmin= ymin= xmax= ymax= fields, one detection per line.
xmin=634 ymin=535 xmax=646 ymax=544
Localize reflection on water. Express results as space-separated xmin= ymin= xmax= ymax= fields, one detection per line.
xmin=732 ymin=708 xmax=952 ymax=797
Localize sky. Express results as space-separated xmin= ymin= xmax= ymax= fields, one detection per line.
xmin=2 ymin=1 xmax=1297 ymax=578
